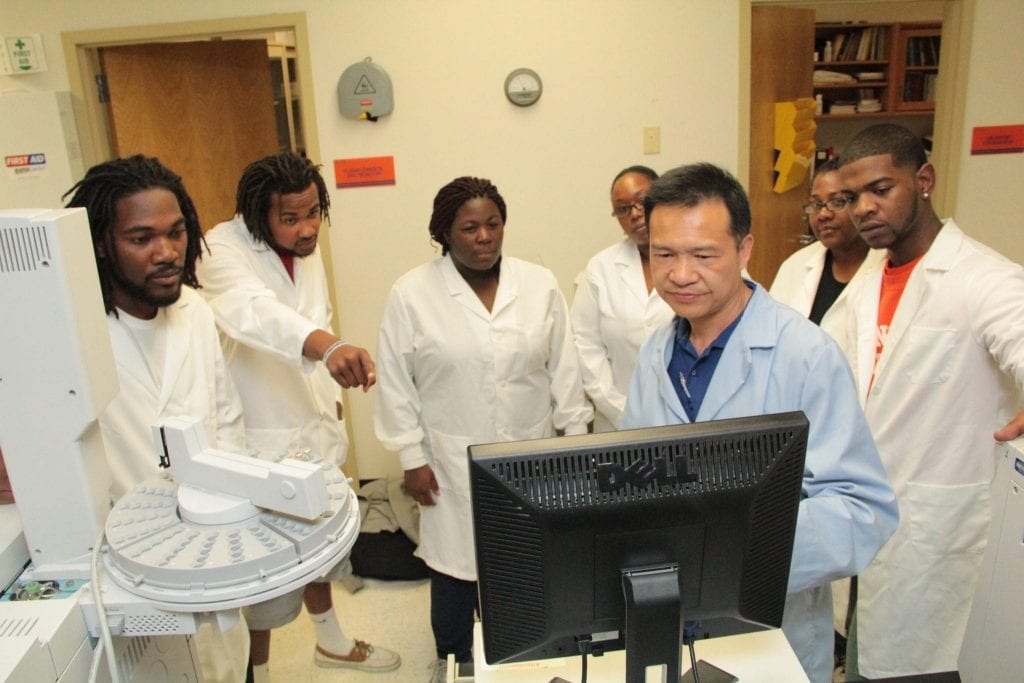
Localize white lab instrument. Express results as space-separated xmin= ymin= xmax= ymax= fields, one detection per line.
xmin=958 ymin=437 xmax=1024 ymax=682
xmin=0 ymin=208 xmax=360 ymax=680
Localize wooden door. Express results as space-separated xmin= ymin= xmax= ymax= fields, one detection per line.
xmin=100 ymin=40 xmax=280 ymax=232
xmin=748 ymin=6 xmax=815 ymax=286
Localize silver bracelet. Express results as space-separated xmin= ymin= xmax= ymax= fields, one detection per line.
xmin=322 ymin=340 xmax=350 ymax=364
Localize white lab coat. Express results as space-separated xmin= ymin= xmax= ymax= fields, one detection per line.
xmin=196 ymin=217 xmax=347 ymax=465
xmin=571 ymin=238 xmax=673 ymax=431
xmin=98 ymin=286 xmax=248 ymax=683
xmin=100 ymin=286 xmax=245 ymax=499
xmin=844 ymin=219 xmax=1024 ymax=678
xmin=374 ymin=255 xmax=593 ymax=581
xmin=622 ymin=283 xmax=898 ymax=683
xmin=769 ymin=240 xmax=885 ymax=346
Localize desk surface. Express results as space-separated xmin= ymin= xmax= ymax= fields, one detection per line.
xmin=470 ymin=624 xmax=809 ymax=682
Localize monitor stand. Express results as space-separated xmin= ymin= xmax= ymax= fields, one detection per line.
xmin=622 ymin=565 xmax=737 ymax=683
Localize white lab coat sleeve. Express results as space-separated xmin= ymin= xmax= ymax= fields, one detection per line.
xmin=199 ymin=236 xmax=319 ymax=367
xmin=212 ymin=327 xmax=246 ymax=454
xmin=787 ymin=340 xmax=899 ymax=594
xmin=374 ymin=285 xmax=429 ymax=471
xmin=619 ymin=325 xmax=672 ymax=430
xmin=964 ymin=254 xmax=1024 ymax=390
xmin=547 ymin=285 xmax=594 ymax=436
xmin=570 ymin=268 xmax=626 ymax=426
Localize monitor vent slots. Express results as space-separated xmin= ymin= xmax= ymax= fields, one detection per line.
xmin=0 ymin=223 xmax=51 ymax=272
xmin=487 ymin=428 xmax=802 ymax=509
xmin=473 ymin=476 xmax=546 ymax=658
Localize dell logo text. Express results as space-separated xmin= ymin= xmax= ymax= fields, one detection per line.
xmin=596 ymin=454 xmax=698 ymax=492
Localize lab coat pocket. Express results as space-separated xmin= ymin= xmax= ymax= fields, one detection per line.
xmin=498 ymin=321 xmax=551 ymax=376
xmin=902 ymin=326 xmax=956 ymax=384
xmin=427 ymin=429 xmax=473 ymax=497
xmin=245 ymin=426 xmax=302 ymax=463
xmin=906 ymin=481 xmax=990 ymax=556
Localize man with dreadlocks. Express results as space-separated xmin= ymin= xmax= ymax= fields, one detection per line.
xmin=374 ymin=176 xmax=592 ymax=683
xmin=197 ymin=151 xmax=399 ymax=680
xmin=64 ymin=155 xmax=249 ymax=683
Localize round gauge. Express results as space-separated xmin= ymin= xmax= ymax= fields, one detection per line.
xmin=504 ymin=68 xmax=543 ymax=107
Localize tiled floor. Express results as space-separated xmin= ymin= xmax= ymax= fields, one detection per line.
xmin=266 ymin=577 xmax=436 ymax=682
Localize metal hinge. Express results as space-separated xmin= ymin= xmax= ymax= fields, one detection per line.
xmin=95 ymin=73 xmax=109 ymax=103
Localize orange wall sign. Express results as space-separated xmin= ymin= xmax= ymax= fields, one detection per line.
xmin=334 ymin=156 xmax=396 ymax=187
xmin=970 ymin=125 xmax=1024 ymax=155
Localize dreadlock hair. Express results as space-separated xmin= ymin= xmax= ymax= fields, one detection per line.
xmin=838 ymin=123 xmax=928 ymax=172
xmin=62 ymin=154 xmax=203 ymax=315
xmin=234 ymin=151 xmax=330 ymax=245
xmin=610 ymin=164 xmax=659 ymax=192
xmin=427 ymin=177 xmax=507 ymax=255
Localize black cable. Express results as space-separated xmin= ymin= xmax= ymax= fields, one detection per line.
xmin=687 ymin=638 xmax=702 ymax=683
xmin=576 ymin=636 xmax=592 ymax=683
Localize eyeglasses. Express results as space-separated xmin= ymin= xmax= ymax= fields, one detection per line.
xmin=611 ymin=199 xmax=646 ymax=218
xmin=802 ymin=196 xmax=851 ymax=215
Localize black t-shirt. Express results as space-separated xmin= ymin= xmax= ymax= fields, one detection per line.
xmin=808 ymin=250 xmax=847 ymax=325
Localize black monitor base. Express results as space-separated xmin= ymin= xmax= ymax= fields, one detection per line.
xmin=681 ymin=659 xmax=739 ymax=683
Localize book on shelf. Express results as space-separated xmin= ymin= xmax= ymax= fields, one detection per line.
xmin=902 ymin=72 xmax=937 ymax=102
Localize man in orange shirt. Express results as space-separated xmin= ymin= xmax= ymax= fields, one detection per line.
xmin=839 ymin=123 xmax=1024 ymax=678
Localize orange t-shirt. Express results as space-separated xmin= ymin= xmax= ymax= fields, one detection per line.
xmin=870 ymin=255 xmax=924 ymax=392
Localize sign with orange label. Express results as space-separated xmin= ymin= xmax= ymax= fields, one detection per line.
xmin=334 ymin=156 xmax=396 ymax=188
xmin=970 ymin=125 xmax=1024 ymax=155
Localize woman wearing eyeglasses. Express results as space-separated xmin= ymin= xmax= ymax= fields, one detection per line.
xmin=769 ymin=159 xmax=885 ymax=344
xmin=570 ymin=165 xmax=674 ymax=432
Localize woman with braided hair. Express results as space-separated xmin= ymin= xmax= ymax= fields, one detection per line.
xmin=374 ymin=176 xmax=593 ymax=682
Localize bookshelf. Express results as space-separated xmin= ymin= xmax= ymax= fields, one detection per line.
xmin=892 ymin=25 xmax=941 ymax=112
xmin=813 ymin=22 xmax=941 ymax=120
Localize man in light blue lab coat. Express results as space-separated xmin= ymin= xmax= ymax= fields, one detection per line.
xmin=620 ymin=162 xmax=898 ymax=683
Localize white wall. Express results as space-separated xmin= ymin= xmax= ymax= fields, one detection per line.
xmin=3 ymin=0 xmax=1021 ymax=479
xmin=0 ymin=0 xmax=742 ymax=478
xmin=952 ymin=0 xmax=1024 ymax=264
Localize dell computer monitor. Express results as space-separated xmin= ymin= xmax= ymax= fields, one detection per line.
xmin=469 ymin=411 xmax=808 ymax=683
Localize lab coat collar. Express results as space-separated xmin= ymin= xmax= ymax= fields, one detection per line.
xmin=696 ymin=281 xmax=775 ymax=419
xmin=613 ymin=238 xmax=649 ymax=307
xmin=653 ymin=281 xmax=775 ymax=422
xmin=439 ymin=253 xmax=516 ymax=320
xmin=156 ymin=290 xmax=195 ymax=412
xmin=870 ymin=218 xmax=961 ymax=386
xmin=234 ymin=215 xmax=312 ymax=295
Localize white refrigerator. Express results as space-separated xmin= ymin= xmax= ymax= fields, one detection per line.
xmin=0 ymin=90 xmax=84 ymax=210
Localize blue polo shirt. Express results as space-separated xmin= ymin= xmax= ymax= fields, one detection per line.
xmin=667 ymin=290 xmax=751 ymax=421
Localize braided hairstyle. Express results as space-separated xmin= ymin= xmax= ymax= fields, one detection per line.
xmin=63 ymin=154 xmax=203 ymax=315
xmin=427 ymin=177 xmax=507 ymax=255
xmin=234 ymin=151 xmax=330 ymax=245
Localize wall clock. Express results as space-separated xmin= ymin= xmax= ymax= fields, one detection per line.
xmin=504 ymin=68 xmax=543 ymax=107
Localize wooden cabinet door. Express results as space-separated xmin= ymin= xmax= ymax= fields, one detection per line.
xmin=749 ymin=6 xmax=816 ymax=286
xmin=101 ymin=40 xmax=280 ymax=232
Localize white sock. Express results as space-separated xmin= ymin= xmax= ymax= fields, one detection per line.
xmin=252 ymin=662 xmax=270 ymax=683
xmin=309 ymin=606 xmax=355 ymax=654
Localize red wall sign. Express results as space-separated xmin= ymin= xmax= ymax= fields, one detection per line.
xmin=334 ymin=156 xmax=396 ymax=187
xmin=970 ymin=125 xmax=1024 ymax=155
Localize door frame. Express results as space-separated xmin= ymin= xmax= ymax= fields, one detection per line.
xmin=59 ymin=12 xmax=339 ymax=306
xmin=742 ymin=0 xmax=974 ymax=222
xmin=61 ymin=13 xmax=320 ymax=171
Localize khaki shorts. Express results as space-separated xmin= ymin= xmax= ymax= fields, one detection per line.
xmin=243 ymin=557 xmax=351 ymax=630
